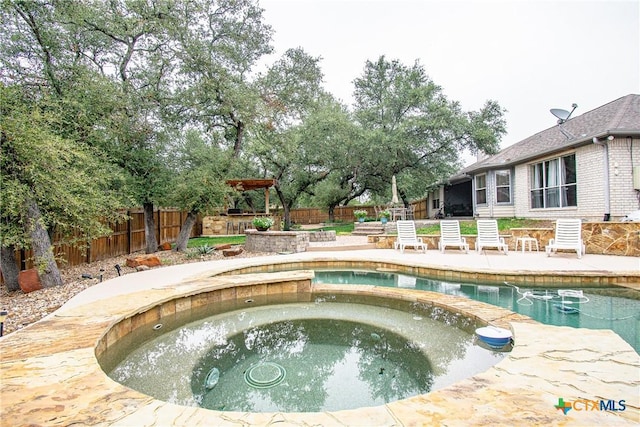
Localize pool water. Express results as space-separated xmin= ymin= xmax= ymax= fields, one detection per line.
xmin=104 ymin=296 xmax=505 ymax=412
xmin=312 ymin=270 xmax=640 ymax=353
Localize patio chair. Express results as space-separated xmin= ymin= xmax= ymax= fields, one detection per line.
xmin=394 ymin=220 xmax=427 ymax=253
xmin=475 ymin=220 xmax=508 ymax=254
xmin=405 ymin=205 xmax=416 ymax=220
xmin=438 ymin=220 xmax=469 ymax=253
xmin=546 ymin=219 xmax=585 ymax=258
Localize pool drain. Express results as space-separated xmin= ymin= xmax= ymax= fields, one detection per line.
xmin=244 ymin=362 xmax=286 ymax=389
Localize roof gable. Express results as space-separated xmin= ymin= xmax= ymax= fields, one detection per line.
xmin=462 ymin=94 xmax=640 ymax=174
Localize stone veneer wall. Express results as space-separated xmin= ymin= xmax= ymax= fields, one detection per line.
xmin=370 ymin=222 xmax=640 ymax=256
xmin=202 ymin=215 xmax=281 ymax=235
xmin=308 ymin=230 xmax=336 ymax=242
xmin=245 ymin=230 xmax=310 ymax=253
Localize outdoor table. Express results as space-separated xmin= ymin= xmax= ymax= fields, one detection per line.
xmin=390 ymin=207 xmax=407 ymax=221
xmin=515 ymin=236 xmax=539 ymax=252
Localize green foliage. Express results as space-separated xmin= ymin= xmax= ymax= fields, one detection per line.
xmin=250 ymin=48 xmax=331 ymax=229
xmin=353 ymin=209 xmax=368 ymax=219
xmin=195 ymin=244 xmax=215 ymax=255
xmin=252 ymin=217 xmax=274 ymax=229
xmin=167 ymin=130 xmax=231 ymax=215
xmin=1 ymin=1 xmax=512 ymax=253
xmin=0 ymin=85 xmax=130 ymax=249
xmin=378 ymin=210 xmax=391 ymax=219
xmin=185 ymin=243 xmax=216 ymax=259
xmin=187 ymin=236 xmax=245 ymax=247
xmin=352 ymin=56 xmax=506 ymax=204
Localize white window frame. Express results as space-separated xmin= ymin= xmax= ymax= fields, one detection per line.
xmin=495 ymin=170 xmax=511 ymax=204
xmin=475 ymin=174 xmax=487 ymax=205
xmin=530 ymin=154 xmax=577 ymax=209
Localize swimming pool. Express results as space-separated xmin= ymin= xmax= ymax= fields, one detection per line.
xmin=312 ymin=270 xmax=640 ymax=353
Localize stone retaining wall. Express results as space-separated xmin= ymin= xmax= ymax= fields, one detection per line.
xmin=370 ymin=222 xmax=640 ymax=256
xmin=308 ymin=230 xmax=337 ymax=242
xmin=245 ymin=230 xmax=309 ymax=253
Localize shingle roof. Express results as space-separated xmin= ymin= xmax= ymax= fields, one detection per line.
xmin=460 ymin=94 xmax=640 ymax=175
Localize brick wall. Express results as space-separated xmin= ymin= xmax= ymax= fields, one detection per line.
xmin=608 ymin=138 xmax=640 ymax=216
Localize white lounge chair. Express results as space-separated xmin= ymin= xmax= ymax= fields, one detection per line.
xmin=394 ymin=220 xmax=427 ymax=253
xmin=438 ymin=220 xmax=469 ymax=253
xmin=546 ymin=219 xmax=585 ymax=258
xmin=475 ymin=220 xmax=508 ymax=254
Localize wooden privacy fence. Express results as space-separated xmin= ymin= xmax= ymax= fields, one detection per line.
xmin=9 ymin=208 xmax=201 ymax=272
xmin=5 ymin=200 xmax=429 ymax=275
xmin=287 ymin=200 xmax=427 ymax=224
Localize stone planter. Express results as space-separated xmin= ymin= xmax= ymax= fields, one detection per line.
xmin=245 ymin=230 xmax=310 ymax=253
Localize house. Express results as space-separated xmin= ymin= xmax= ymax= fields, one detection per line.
xmin=428 ymin=94 xmax=640 ymax=221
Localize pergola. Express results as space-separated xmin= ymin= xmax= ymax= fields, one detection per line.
xmin=225 ymin=179 xmax=277 ymax=214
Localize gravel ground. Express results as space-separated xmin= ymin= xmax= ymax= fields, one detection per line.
xmin=0 ymin=245 xmax=269 ymax=336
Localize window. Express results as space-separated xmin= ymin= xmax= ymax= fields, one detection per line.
xmin=475 ymin=174 xmax=487 ymax=204
xmin=530 ymin=154 xmax=576 ymax=209
xmin=432 ymin=198 xmax=440 ymax=209
xmin=495 ymin=170 xmax=511 ymax=203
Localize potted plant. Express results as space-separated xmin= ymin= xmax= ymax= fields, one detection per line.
xmin=353 ymin=209 xmax=368 ymax=223
xmin=378 ymin=209 xmax=391 ymax=224
xmin=252 ymin=216 xmax=274 ymax=231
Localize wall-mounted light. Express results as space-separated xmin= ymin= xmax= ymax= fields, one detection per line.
xmin=0 ymin=310 xmax=8 ymax=337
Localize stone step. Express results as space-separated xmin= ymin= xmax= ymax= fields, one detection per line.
xmin=352 ymin=230 xmax=384 ymax=235
xmin=352 ymin=222 xmax=385 ymax=235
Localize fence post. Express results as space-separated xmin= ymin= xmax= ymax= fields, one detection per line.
xmin=156 ymin=208 xmax=161 ymax=245
xmin=127 ymin=210 xmax=132 ymax=255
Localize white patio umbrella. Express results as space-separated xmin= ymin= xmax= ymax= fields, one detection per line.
xmin=391 ymin=175 xmax=399 ymax=205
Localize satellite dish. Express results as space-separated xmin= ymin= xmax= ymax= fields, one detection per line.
xmin=550 ymin=103 xmax=578 ymax=124
xmin=550 ymin=108 xmax=571 ymax=122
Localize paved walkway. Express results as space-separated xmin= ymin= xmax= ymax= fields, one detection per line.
xmin=64 ymin=235 xmax=639 ymax=309
xmin=309 ymin=234 xmax=639 ymax=278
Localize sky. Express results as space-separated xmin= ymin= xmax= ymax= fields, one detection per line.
xmin=258 ymin=0 xmax=639 ymax=163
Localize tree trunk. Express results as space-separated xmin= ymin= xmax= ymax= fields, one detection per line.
xmin=26 ymin=199 xmax=62 ymax=287
xmin=233 ymin=120 xmax=244 ymax=158
xmin=143 ymin=202 xmax=158 ymax=254
xmin=282 ymin=204 xmax=291 ymax=231
xmin=328 ymin=205 xmax=336 ymax=223
xmin=174 ymin=211 xmax=198 ymax=252
xmin=274 ymin=186 xmax=292 ymax=231
xmin=1 ymin=245 xmax=20 ymax=292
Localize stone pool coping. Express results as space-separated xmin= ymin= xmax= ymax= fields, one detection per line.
xmin=1 ymin=253 xmax=639 ymax=426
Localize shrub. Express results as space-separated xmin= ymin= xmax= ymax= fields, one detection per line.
xmin=252 ymin=217 xmax=274 ymax=229
xmin=378 ymin=210 xmax=391 ymax=219
xmin=353 ymin=209 xmax=368 ymax=219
